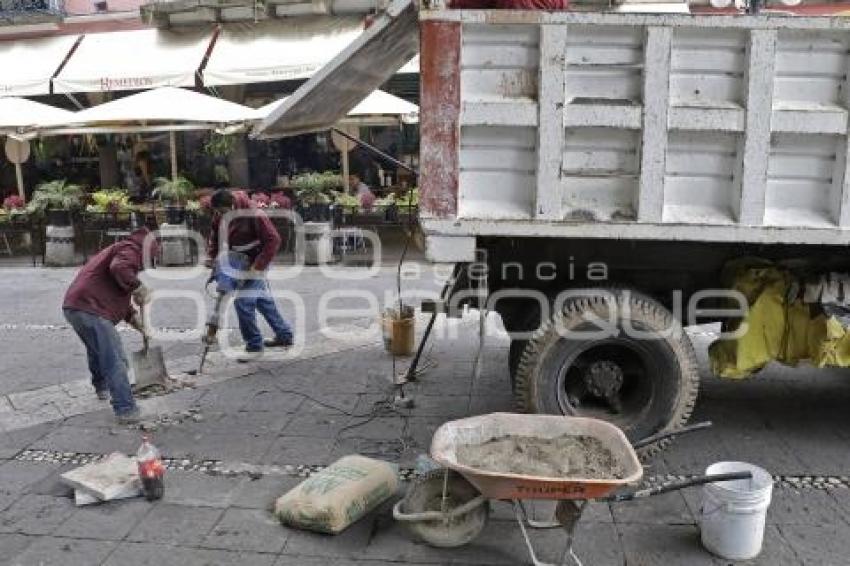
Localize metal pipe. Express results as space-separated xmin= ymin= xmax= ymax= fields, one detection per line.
xmin=331 ymin=127 xmax=418 ymax=176
xmin=632 ymin=421 xmax=713 ymax=450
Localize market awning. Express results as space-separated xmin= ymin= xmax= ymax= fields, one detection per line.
xmin=52 ymin=28 xmax=215 ymax=94
xmin=0 ymin=98 xmax=75 ymax=132
xmin=41 ymin=87 xmax=256 ymax=134
xmin=0 ymin=34 xmax=80 ymax=97
xmin=203 ymin=18 xmax=365 ymax=87
xmin=255 ymin=0 xmax=418 ymax=139
xmin=255 ymin=89 xmax=418 ymax=126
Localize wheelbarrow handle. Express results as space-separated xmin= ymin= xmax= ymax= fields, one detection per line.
xmin=392 ymin=494 xmax=488 ymax=523
xmin=632 ymin=421 xmax=713 ymax=450
xmin=600 ymin=471 xmax=753 ymax=503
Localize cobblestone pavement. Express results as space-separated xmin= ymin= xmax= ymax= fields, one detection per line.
xmin=1 ymin=266 xmax=850 ymax=565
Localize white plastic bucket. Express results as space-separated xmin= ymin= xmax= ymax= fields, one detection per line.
xmin=699 ymin=461 xmax=773 ymax=560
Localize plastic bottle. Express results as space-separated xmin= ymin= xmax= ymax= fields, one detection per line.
xmin=136 ymin=434 xmax=165 ymax=501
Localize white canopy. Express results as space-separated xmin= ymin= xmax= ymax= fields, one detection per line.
xmin=53 ymin=28 xmax=215 ymax=94
xmin=256 ymin=89 xmax=418 ymax=126
xmin=202 ymin=18 xmax=364 ymax=87
xmin=0 ymin=35 xmax=80 ymax=97
xmin=0 ymin=98 xmax=75 ymax=131
xmin=42 ymin=87 xmax=256 ymax=134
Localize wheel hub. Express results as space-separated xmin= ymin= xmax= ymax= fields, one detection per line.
xmin=582 ymin=360 xmax=624 ymax=411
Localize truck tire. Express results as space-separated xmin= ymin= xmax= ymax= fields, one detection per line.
xmin=508 ymin=340 xmax=527 ymax=386
xmin=514 ymin=288 xmax=699 ymax=458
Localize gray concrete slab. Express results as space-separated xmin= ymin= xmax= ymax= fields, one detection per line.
xmin=0 ymin=534 xmax=34 ymax=564
xmin=161 ymin=471 xmax=244 ymax=509
xmin=617 ymin=524 xmax=720 ymax=566
xmin=8 ymin=536 xmax=117 ymax=566
xmin=102 ymin=541 xmax=278 ymax=566
xmin=201 ymin=508 xmax=288 ymax=553
xmin=233 ymin=476 xmax=301 ymax=511
xmin=0 ymin=495 xmax=76 ymax=536
xmin=777 ymin=524 xmax=850 ymax=566
xmin=125 ymin=503 xmax=223 ymax=546
xmin=52 ymin=499 xmax=151 ymax=541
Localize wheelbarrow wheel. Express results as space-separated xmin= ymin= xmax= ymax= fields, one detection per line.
xmin=401 ymin=470 xmax=489 ymax=548
xmin=514 ymin=287 xmax=699 ymax=459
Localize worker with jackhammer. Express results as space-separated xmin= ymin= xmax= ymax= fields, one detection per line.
xmin=206 ymin=189 xmax=294 ymax=362
xmin=63 ymin=217 xmax=158 ymax=424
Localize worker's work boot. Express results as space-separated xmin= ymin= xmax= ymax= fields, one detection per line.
xmin=96 ymin=390 xmax=109 ymax=401
xmin=237 ymin=348 xmax=264 ymax=363
xmin=116 ymin=407 xmax=142 ymax=425
xmin=264 ymin=336 xmax=293 ymax=348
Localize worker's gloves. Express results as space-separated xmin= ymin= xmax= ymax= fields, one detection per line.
xmin=132 ymin=284 xmax=152 ymax=306
xmin=129 ymin=312 xmax=145 ymax=336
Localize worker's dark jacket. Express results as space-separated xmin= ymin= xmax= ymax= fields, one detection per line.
xmin=63 ymin=227 xmax=155 ymax=324
xmin=207 ymin=192 xmax=281 ymax=272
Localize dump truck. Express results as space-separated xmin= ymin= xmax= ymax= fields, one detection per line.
xmin=257 ymin=0 xmax=850 ymax=452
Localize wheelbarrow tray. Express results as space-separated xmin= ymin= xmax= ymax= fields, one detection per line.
xmin=430 ymin=413 xmax=643 ymax=501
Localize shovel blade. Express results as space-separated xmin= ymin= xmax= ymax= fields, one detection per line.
xmin=130 ymin=346 xmax=169 ymax=389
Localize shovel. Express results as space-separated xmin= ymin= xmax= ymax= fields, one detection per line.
xmin=129 ymin=309 xmax=169 ymax=390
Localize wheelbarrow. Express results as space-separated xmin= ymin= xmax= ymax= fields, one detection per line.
xmin=393 ymin=413 xmax=752 ymax=566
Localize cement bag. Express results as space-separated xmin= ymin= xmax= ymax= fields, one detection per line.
xmin=274 ymin=455 xmax=399 ymax=534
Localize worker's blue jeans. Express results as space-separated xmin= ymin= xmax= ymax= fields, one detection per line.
xmin=214 ymin=254 xmax=293 ymax=352
xmin=63 ymin=308 xmax=137 ymax=416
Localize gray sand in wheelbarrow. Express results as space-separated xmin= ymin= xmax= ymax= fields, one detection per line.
xmin=455 ymin=434 xmax=627 ymax=480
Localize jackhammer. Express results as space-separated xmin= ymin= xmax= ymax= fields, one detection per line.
xmin=190 ymin=252 xmax=250 ymax=375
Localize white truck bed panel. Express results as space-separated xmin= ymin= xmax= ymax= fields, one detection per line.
xmin=417 ymin=10 xmax=850 ymax=256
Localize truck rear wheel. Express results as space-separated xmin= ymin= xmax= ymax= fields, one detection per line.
xmin=513 ymin=289 xmax=699 ymax=457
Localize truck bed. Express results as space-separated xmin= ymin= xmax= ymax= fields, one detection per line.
xmin=417 ymin=10 xmax=850 ymax=260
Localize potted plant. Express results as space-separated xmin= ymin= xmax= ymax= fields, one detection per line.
xmin=27 ymin=180 xmax=85 ymax=266
xmin=27 ymin=180 xmax=84 ymax=226
xmin=154 ymin=176 xmax=194 ymax=224
xmin=293 ymin=173 xmax=333 ymax=222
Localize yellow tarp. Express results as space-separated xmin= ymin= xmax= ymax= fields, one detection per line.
xmin=709 ymin=262 xmax=850 ymax=378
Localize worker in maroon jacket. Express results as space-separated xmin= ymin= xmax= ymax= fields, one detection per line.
xmin=207 ymin=190 xmax=294 ymax=361
xmin=63 ymin=224 xmax=157 ymax=424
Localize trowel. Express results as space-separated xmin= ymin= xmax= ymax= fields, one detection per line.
xmin=129 ymin=309 xmax=169 ymax=389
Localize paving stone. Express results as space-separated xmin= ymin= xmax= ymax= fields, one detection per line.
xmin=0 ymin=534 xmax=34 ymax=563
xmin=777 ymin=524 xmax=850 ymax=566
xmin=611 ymin=491 xmax=696 ymax=526
xmin=233 ymin=476 xmax=301 ymax=511
xmin=263 ymin=437 xmax=336 ymax=466
xmin=202 ymin=508 xmax=287 ymax=553
xmin=149 ymin=429 xmax=276 ymax=464
xmin=617 ymin=523 xmax=719 ymax=566
xmin=60 ymin=453 xmax=141 ymax=501
xmin=468 ymin=394 xmax=515 ymax=415
xmin=102 ymin=541 xmax=278 ymax=566
xmin=53 ymin=498 xmax=151 ymax=540
xmin=188 ymin=411 xmax=294 ymax=436
xmin=240 ymin=389 xmax=306 ymax=414
xmin=126 ymin=503 xmax=223 ymax=546
xmin=161 ymin=471 xmax=243 ymax=508
xmin=0 ymin=461 xmax=59 ymax=495
xmin=385 ymin=394 xmax=470 ymax=419
xmin=283 ymin=412 xmax=352 ymax=438
xmin=29 ymin=426 xmax=138 ymax=455
xmin=768 ymin=488 xmax=848 ymax=526
xmin=26 ymin=466 xmax=76 ymax=498
xmin=0 ymin=495 xmax=76 ymax=536
xmin=8 ymin=536 xmax=116 ymax=566
xmin=360 ymin=515 xmax=569 ymax=564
